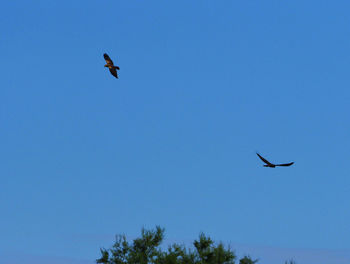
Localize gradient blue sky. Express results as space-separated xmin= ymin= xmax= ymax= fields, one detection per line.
xmin=1 ymin=1 xmax=350 ymax=263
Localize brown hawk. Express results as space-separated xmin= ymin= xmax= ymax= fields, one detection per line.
xmin=256 ymin=153 xmax=294 ymax=168
xmin=104 ymin=53 xmax=120 ymax=79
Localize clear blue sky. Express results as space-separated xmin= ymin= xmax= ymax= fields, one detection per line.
xmin=1 ymin=1 xmax=350 ymax=263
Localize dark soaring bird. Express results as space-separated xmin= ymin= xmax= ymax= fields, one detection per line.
xmin=256 ymin=153 xmax=294 ymax=168
xmin=103 ymin=53 xmax=120 ymax=79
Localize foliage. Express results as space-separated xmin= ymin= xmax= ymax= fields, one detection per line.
xmin=96 ymin=226 xmax=300 ymax=264
xmin=97 ymin=226 xmax=238 ymax=264
xmin=284 ymin=260 xmax=296 ymax=264
xmin=97 ymin=226 xmax=164 ymax=264
xmin=238 ymin=256 xmax=258 ymax=264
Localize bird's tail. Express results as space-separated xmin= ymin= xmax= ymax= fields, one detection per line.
xmin=114 ymin=66 xmax=120 ymax=70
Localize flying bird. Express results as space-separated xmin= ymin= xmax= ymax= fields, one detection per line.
xmin=256 ymin=153 xmax=294 ymax=168
xmin=103 ymin=53 xmax=120 ymax=79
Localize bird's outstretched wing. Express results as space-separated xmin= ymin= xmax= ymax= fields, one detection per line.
xmin=256 ymin=153 xmax=274 ymax=166
xmin=276 ymin=162 xmax=294 ymax=167
xmin=104 ymin=53 xmax=114 ymax=66
xmin=109 ymin=68 xmax=118 ymax=79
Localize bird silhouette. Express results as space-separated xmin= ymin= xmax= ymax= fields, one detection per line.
xmin=256 ymin=153 xmax=294 ymax=168
xmin=103 ymin=53 xmax=120 ymax=79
